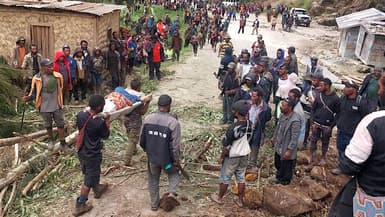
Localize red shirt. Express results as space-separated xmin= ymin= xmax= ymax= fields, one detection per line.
xmin=152 ymin=41 xmax=161 ymax=63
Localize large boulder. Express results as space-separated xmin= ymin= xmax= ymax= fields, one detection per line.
xmin=309 ymin=3 xmax=325 ymax=16
xmin=263 ymin=186 xmax=317 ymax=216
xmin=310 ymin=166 xmax=326 ymax=181
xmin=244 ymin=189 xmax=263 ymax=209
xmin=317 ymin=15 xmax=337 ymax=26
xmin=302 ymin=178 xmax=331 ymax=201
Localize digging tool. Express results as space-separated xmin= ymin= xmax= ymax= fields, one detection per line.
xmin=177 ymin=164 xmax=190 ymax=181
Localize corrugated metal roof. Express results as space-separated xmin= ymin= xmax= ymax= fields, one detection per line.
xmin=336 ymin=8 xmax=385 ymax=29
xmin=0 ymin=0 xmax=125 ymax=16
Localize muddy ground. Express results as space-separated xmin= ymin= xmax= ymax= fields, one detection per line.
xmin=36 ymin=12 xmax=358 ymax=217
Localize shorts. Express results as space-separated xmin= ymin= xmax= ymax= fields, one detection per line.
xmin=91 ymin=72 xmax=103 ymax=85
xmin=220 ymin=156 xmax=248 ymax=184
xmin=78 ymin=153 xmax=102 ymax=188
xmin=40 ymin=109 xmax=65 ymax=129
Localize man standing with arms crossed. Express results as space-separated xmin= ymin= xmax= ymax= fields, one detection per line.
xmin=140 ymin=94 xmax=181 ymax=211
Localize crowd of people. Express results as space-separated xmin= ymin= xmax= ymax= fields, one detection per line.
xmin=9 ymin=1 xmax=385 ymax=216
xmin=213 ymin=26 xmax=385 ymax=216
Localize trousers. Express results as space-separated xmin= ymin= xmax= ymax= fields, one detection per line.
xmin=147 ymin=161 xmax=179 ymax=208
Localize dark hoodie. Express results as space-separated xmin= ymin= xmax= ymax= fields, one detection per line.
xmin=53 ymin=51 xmax=72 ymax=90
xmin=219 ymin=47 xmax=233 ymax=75
xmin=269 ymin=48 xmax=285 ymax=79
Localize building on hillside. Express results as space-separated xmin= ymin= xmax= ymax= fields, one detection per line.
xmin=0 ymin=0 xmax=124 ymax=61
xmin=336 ymin=8 xmax=385 ymax=58
xmin=355 ymin=21 xmax=385 ymax=67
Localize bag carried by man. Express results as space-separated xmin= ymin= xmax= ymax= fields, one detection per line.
xmin=229 ymin=120 xmax=251 ymax=158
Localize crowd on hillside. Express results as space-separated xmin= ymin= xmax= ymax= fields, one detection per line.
xmin=8 ymin=1 xmax=385 ymax=216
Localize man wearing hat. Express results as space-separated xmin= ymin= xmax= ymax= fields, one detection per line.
xmin=211 ymin=100 xmax=252 ymax=207
xmin=305 ymin=56 xmax=323 ymax=78
xmin=140 ymin=94 xmax=181 ymax=211
xmin=359 ymin=65 xmax=383 ymax=110
xmin=332 ymin=80 xmax=374 ymax=175
xmin=218 ymin=34 xmax=233 ymax=58
xmin=270 ymin=98 xmax=301 ymax=185
xmin=12 ymin=36 xmax=27 ymax=69
xmin=23 ymin=59 xmax=67 ymax=150
xmin=221 ymin=62 xmax=240 ymax=124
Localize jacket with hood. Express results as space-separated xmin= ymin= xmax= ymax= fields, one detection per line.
xmin=218 ymin=47 xmax=233 ymax=76
xmin=269 ymin=48 xmax=285 ymax=79
xmin=233 ymin=72 xmax=256 ymax=103
xmin=53 ymin=51 xmax=72 ymax=90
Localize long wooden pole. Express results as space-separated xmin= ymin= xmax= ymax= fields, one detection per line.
xmin=0 ymin=103 xmax=142 ymax=190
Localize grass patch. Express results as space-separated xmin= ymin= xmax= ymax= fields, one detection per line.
xmin=279 ymin=0 xmax=313 ymax=10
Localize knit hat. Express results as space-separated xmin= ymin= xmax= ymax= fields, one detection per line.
xmin=158 ymin=94 xmax=172 ymax=106
xmin=232 ymin=100 xmax=249 ymax=116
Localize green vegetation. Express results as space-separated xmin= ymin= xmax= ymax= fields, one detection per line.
xmin=279 ymin=0 xmax=313 ymax=10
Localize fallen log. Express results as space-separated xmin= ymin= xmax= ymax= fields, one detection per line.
xmin=13 ymin=132 xmax=48 ymax=150
xmin=0 ymin=187 xmax=7 ymax=216
xmin=0 ymin=128 xmax=57 ymax=147
xmin=202 ymin=164 xmax=221 ymax=171
xmin=0 ymin=103 xmax=142 ymax=190
xmin=22 ymin=163 xmax=56 ymax=196
xmin=0 ymin=144 xmax=20 ymax=216
xmin=193 ymin=137 xmax=213 ymax=162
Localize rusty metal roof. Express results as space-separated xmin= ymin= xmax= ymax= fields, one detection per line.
xmin=336 ymin=8 xmax=385 ymax=29
xmin=0 ymin=0 xmax=125 ymax=16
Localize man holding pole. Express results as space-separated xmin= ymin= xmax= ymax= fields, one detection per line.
xmin=23 ymin=59 xmax=67 ymax=150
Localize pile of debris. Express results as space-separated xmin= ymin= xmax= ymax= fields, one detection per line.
xmin=309 ymin=0 xmax=385 ymax=26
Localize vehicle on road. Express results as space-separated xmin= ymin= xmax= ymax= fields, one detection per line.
xmin=290 ymin=8 xmax=312 ymax=27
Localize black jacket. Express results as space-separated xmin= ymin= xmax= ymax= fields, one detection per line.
xmin=311 ymin=91 xmax=340 ymax=126
xmin=336 ymin=95 xmax=373 ymax=135
xmin=76 ymin=111 xmax=110 ymax=158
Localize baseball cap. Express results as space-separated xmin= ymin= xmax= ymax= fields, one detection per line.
xmin=40 ymin=59 xmax=53 ymax=67
xmin=158 ymin=94 xmax=172 ymax=106
xmin=232 ymin=100 xmax=249 ymax=116
xmin=343 ymin=80 xmax=359 ymax=89
xmin=282 ymin=98 xmax=297 ymax=108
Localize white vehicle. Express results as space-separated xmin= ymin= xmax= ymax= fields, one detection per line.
xmin=290 ymin=8 xmax=312 ymax=27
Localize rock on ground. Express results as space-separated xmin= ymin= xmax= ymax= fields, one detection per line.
xmin=302 ymin=178 xmax=331 ymax=201
xmin=263 ymin=185 xmax=317 ymax=217
xmin=244 ymin=189 xmax=263 ymax=209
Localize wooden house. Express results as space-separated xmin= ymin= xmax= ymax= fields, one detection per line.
xmin=355 ymin=21 xmax=385 ymax=67
xmin=0 ymin=0 xmax=124 ymax=61
xmin=336 ymin=8 xmax=385 ymax=58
